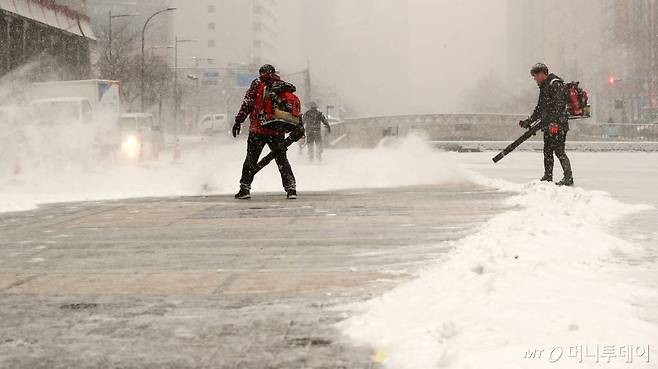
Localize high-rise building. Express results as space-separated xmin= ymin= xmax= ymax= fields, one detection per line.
xmin=599 ymin=0 xmax=658 ymax=122
xmin=506 ymin=0 xmax=545 ymax=88
xmin=171 ymin=0 xmax=279 ymax=69
xmin=296 ymin=0 xmax=410 ymax=116
xmin=507 ymin=0 xmax=609 ymax=120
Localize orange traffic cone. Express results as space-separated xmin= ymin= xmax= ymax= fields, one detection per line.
xmin=173 ymin=140 xmax=182 ymax=163
xmin=13 ymin=158 xmax=23 ymax=176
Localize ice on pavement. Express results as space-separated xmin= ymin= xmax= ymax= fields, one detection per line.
xmin=338 ymin=179 xmax=657 ymax=369
xmin=0 ymin=134 xmax=466 ymax=213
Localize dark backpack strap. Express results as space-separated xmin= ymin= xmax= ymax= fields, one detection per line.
xmin=550 ymin=77 xmax=564 ymax=86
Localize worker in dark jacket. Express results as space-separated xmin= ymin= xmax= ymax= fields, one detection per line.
xmin=302 ymin=102 xmax=331 ymax=162
xmin=519 ymin=63 xmax=574 ymax=186
xmin=232 ymin=64 xmax=297 ymax=200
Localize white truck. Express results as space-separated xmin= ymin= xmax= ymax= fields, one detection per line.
xmin=28 ymin=80 xmax=122 ymax=154
xmin=29 ymin=80 xmax=121 ymax=125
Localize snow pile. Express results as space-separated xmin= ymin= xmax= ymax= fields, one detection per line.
xmin=0 ymin=134 xmax=467 ymax=213
xmin=339 ymin=182 xmax=656 ymax=369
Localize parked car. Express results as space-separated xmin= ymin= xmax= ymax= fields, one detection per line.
xmin=198 ymin=113 xmax=229 ymax=136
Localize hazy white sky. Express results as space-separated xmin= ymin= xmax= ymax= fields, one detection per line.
xmin=277 ymin=0 xmax=508 ymax=115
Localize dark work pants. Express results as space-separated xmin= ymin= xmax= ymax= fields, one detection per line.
xmin=306 ymin=131 xmax=323 ymax=161
xmin=240 ymin=133 xmax=296 ymax=191
xmin=543 ymin=131 xmax=573 ymax=178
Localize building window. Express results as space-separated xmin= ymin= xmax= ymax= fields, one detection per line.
xmin=208 ymin=5 xmax=216 ymax=13
xmin=208 ymin=22 xmax=216 ymax=30
xmin=208 ymin=40 xmax=216 ymax=48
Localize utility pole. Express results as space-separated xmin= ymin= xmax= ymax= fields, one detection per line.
xmin=640 ymin=0 xmax=658 ymax=115
xmin=174 ymin=36 xmax=179 ymax=135
xmin=305 ymin=60 xmax=312 ymax=104
xmin=109 ymin=10 xmax=112 ymax=60
xmin=192 ymin=56 xmax=201 ymax=89
xmin=172 ymin=38 xmax=196 ymax=135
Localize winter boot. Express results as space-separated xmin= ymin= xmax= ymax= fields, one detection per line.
xmin=234 ymin=188 xmax=251 ymax=200
xmin=286 ymin=190 xmax=297 ymax=200
xmin=540 ymin=174 xmax=553 ymax=182
xmin=556 ymin=176 xmax=574 ymax=187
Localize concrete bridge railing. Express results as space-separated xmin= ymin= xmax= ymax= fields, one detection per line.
xmin=331 ymin=113 xmax=525 ymax=148
xmin=330 ymin=113 xmax=658 ymax=148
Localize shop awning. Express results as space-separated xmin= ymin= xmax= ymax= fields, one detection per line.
xmin=0 ymin=0 xmax=96 ymax=40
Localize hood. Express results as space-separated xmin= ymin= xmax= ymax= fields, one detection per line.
xmin=260 ymin=73 xmax=281 ymax=85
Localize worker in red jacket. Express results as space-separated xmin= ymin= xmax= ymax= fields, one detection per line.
xmin=232 ymin=64 xmax=297 ymax=200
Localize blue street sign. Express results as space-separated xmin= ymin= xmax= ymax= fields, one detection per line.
xmin=237 ymin=73 xmax=258 ymax=87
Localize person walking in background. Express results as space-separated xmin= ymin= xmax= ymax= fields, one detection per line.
xmin=302 ymin=101 xmax=331 ymax=162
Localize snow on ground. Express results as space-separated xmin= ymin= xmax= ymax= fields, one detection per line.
xmin=2 ymin=131 xmax=657 ymax=369
xmin=458 ymin=151 xmax=658 ymax=207
xmin=0 ymin=134 xmax=466 ymax=213
xmin=338 ymin=151 xmax=658 ymax=369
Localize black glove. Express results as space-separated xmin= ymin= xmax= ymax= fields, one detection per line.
xmin=232 ymin=122 xmax=242 ymax=138
xmin=519 ymin=119 xmax=531 ymax=129
xmin=326 ymin=127 xmax=332 ymax=135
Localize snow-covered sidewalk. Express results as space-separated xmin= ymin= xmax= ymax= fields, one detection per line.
xmin=338 ymin=153 xmax=658 ymax=369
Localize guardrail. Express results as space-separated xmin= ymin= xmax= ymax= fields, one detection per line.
xmin=573 ymin=123 xmax=658 ymax=142
xmin=331 ymin=114 xmax=658 ymax=148
xmin=332 ymin=114 xmax=525 ymax=147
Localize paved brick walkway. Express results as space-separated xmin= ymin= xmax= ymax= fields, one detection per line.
xmin=0 ymin=185 xmax=509 ymax=368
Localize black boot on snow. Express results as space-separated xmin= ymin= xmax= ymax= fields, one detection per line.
xmin=556 ymin=177 xmax=574 ymax=187
xmin=540 ymin=174 xmax=553 ymax=182
xmin=286 ymin=190 xmax=297 ymax=200
xmin=235 ymin=189 xmax=251 ymax=200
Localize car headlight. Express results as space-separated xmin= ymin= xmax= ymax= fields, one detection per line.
xmin=121 ymin=136 xmax=140 ymax=158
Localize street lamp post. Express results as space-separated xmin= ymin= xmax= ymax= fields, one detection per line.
xmin=141 ymin=7 xmax=176 ymax=112
xmin=189 ymin=57 xmax=214 ymax=133
xmin=222 ymin=90 xmax=231 ymax=120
